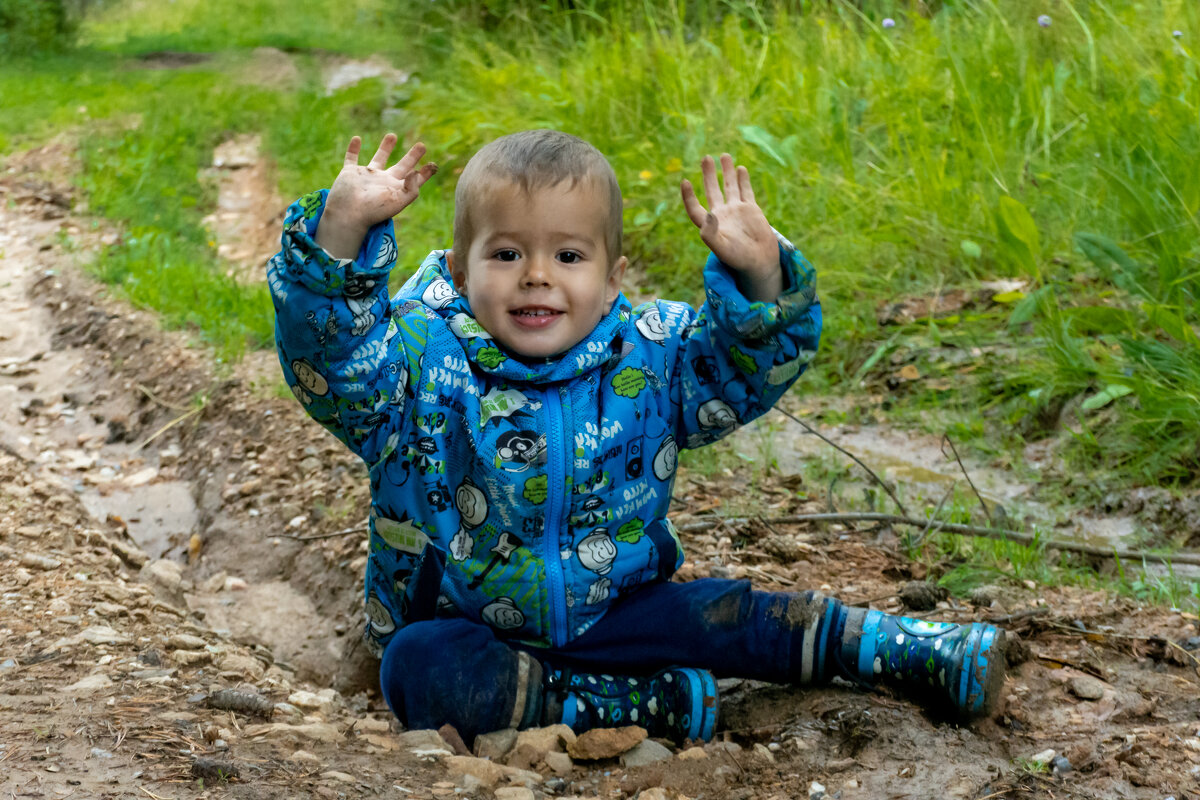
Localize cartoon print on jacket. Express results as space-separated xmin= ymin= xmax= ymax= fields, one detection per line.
xmin=271 ymin=189 xmax=821 ymax=653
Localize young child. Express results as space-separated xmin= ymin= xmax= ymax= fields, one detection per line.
xmin=268 ymin=129 xmax=1006 ymax=745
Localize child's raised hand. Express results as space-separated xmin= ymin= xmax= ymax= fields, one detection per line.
xmin=681 ymin=154 xmax=782 ymax=301
xmin=316 ymin=134 xmax=438 ymax=260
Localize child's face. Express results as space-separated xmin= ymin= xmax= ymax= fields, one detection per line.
xmin=450 ymin=177 xmax=626 ymax=359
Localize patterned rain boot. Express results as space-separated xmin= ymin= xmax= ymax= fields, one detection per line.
xmin=545 ymin=666 xmax=720 ymax=744
xmin=833 ymin=605 xmax=1007 ymax=719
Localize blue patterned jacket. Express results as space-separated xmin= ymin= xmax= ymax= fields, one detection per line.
xmin=269 ymin=190 xmax=821 ymax=655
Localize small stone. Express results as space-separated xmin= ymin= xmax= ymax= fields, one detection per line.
xmin=493 ymin=789 xmax=535 ymax=800
xmin=677 ymin=746 xmax=708 ymax=760
xmin=166 ymin=633 xmax=208 ymax=650
xmin=320 ymin=771 xmax=355 ymax=783
xmin=225 ymin=576 xmax=248 ymax=592
xmin=1029 ymin=749 xmax=1056 ymax=765
xmin=543 ymin=750 xmax=573 ymax=777
xmin=357 ymin=717 xmax=391 ymax=733
xmin=638 ymin=790 xmax=671 ymax=800
xmin=1068 ymin=675 xmax=1107 ymax=701
xmin=288 ymin=750 xmax=321 ymax=764
xmin=140 ymin=559 xmax=184 ymax=604
xmin=218 ymin=653 xmax=264 ymax=679
xmin=438 ymin=723 xmax=471 ymax=755
xmin=752 ymin=743 xmax=775 ymax=762
xmin=475 ymin=728 xmax=519 ymax=760
xmin=1051 ymin=755 xmax=1072 ymax=774
xmin=66 ymin=674 xmax=114 ymax=693
xmin=172 ymin=649 xmax=211 ymax=666
xmin=288 ymin=690 xmax=332 ymax=714
xmin=19 ymin=552 xmax=61 ymax=571
xmin=809 ymin=780 xmax=826 ymax=799
xmin=92 ymin=602 xmax=127 ymax=618
xmin=620 ymin=739 xmax=673 ymax=767
xmin=505 ymin=742 xmax=544 ymax=771
xmin=514 ymin=723 xmax=575 ymax=755
xmin=398 ymin=728 xmax=452 ymax=751
xmin=13 ymin=568 xmax=33 ymax=586
xmin=445 ymin=755 xmax=506 ymax=789
xmin=569 ymin=726 xmax=646 ymax=760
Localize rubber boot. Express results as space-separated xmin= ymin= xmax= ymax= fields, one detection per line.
xmin=834 ymin=605 xmax=1007 ymax=719
xmin=545 ymin=666 xmax=719 ymax=744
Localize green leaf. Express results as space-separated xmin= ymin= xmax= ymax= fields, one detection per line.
xmin=1075 ymin=233 xmax=1148 ymax=299
xmin=738 ymin=125 xmax=789 ymax=167
xmin=995 ymin=196 xmax=1040 ymax=278
xmin=960 ymin=240 xmax=982 ymax=259
xmin=1081 ymin=384 xmax=1133 ymax=411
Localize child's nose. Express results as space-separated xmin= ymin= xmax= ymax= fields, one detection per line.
xmin=521 ymin=256 xmax=552 ymax=287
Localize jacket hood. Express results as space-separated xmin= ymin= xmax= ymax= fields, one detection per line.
xmin=401 ymin=250 xmax=633 ymax=384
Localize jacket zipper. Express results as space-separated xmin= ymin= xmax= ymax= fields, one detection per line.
xmin=543 ymin=386 xmax=570 ymax=647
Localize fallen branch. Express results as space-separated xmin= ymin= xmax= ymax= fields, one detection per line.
xmin=675 ymin=512 xmax=1200 ymax=567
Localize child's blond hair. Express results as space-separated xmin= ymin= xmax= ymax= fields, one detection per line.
xmin=452 ymin=129 xmax=623 ymax=266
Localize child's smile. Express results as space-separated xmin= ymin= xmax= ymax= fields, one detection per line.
xmin=450 ymin=178 xmax=626 ymax=359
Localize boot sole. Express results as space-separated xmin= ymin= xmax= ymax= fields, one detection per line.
xmin=958 ymin=624 xmax=1007 ymax=718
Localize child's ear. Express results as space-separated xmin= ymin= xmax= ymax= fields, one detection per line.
xmin=604 ymin=256 xmax=627 ymax=307
xmin=447 ymin=249 xmax=468 ymax=296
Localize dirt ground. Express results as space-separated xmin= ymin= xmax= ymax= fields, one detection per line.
xmin=1 ymin=145 xmax=1199 ymax=800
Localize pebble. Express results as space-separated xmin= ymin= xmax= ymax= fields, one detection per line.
xmin=476 ymin=727 xmax=519 ymax=760
xmin=809 ymin=780 xmax=826 ymax=799
xmin=1051 ymin=755 xmax=1072 ymax=774
xmin=567 ymin=726 xmax=647 ymax=760
xmin=66 ymin=674 xmax=114 ymax=693
xmin=543 ymin=750 xmax=573 ymax=777
xmin=1068 ymin=675 xmax=1107 ymax=701
xmin=288 ymin=750 xmax=321 ymax=764
xmin=166 ymin=633 xmax=208 ymax=650
xmin=1029 ymin=749 xmax=1056 ymax=765
xmin=320 ymin=771 xmax=355 ymax=784
xmin=288 ymin=690 xmax=332 ymax=714
xmin=677 ymin=746 xmax=708 ymax=760
xmin=171 ymin=649 xmax=211 ymax=666
xmin=494 ymin=789 xmax=536 ymax=800
xmin=620 ymin=739 xmax=673 ymax=767
xmin=753 ymin=743 xmax=775 ymax=762
xmin=19 ymin=552 xmax=61 ymax=571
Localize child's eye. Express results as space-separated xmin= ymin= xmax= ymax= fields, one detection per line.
xmin=557 ymin=251 xmax=582 ymax=265
xmin=494 ymin=249 xmax=519 ymax=262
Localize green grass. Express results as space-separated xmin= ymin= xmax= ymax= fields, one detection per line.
xmin=2 ymin=0 xmax=1199 ymax=493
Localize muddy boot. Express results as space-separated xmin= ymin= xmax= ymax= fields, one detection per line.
xmin=544 ymin=666 xmax=719 ymax=744
xmin=834 ymin=606 xmax=1007 ymax=719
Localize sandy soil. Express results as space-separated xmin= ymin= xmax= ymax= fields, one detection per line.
xmin=1 ymin=145 xmax=1198 ymax=800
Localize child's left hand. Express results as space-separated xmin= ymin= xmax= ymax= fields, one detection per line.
xmin=681 ymin=154 xmax=782 ymax=302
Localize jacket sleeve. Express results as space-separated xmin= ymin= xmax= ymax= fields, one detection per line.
xmin=267 ymin=189 xmax=425 ymax=468
xmin=666 ymin=231 xmax=821 ymax=449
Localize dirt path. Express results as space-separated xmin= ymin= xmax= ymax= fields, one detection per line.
xmin=1 ymin=156 xmax=1198 ymax=799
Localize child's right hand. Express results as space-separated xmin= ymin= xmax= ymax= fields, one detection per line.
xmin=315 ymin=133 xmax=438 ymax=260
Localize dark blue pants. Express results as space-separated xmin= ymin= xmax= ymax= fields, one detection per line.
xmin=379 ymin=579 xmax=833 ymax=740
